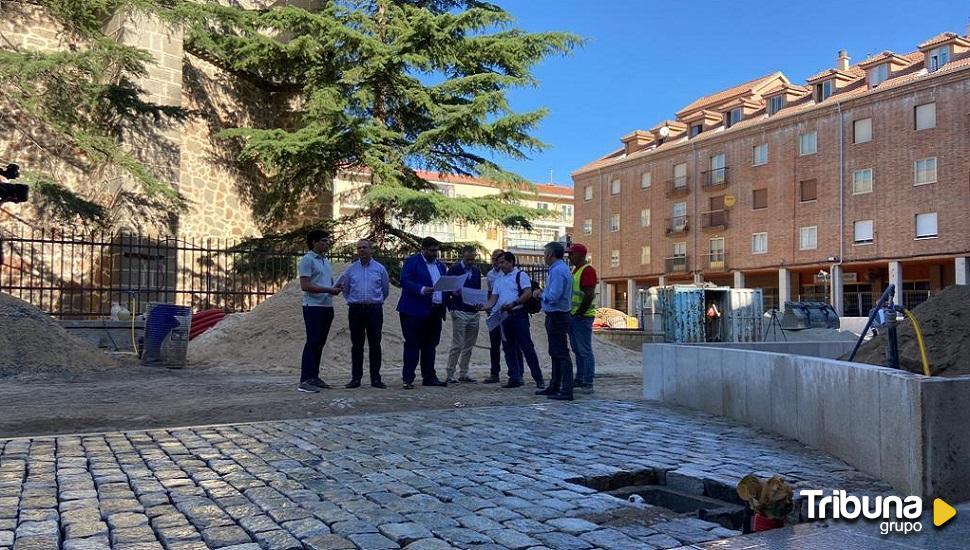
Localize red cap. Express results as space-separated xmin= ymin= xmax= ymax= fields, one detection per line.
xmin=567 ymin=243 xmax=588 ymax=255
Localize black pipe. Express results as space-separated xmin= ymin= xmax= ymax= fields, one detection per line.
xmin=848 ymin=284 xmax=895 ymax=361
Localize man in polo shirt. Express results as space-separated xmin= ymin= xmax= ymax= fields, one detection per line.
xmin=297 ymin=229 xmax=342 ymax=393
xmin=445 ymin=245 xmax=482 ymax=384
xmin=336 ymin=239 xmax=390 ymax=389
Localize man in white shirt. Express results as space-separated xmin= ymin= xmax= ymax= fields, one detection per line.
xmin=483 ymin=252 xmax=544 ymax=389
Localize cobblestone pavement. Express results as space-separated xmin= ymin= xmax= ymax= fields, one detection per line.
xmin=0 ymin=400 xmax=891 ymax=550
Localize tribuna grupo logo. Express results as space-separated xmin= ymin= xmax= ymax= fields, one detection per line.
xmin=800 ymin=490 xmax=957 ymax=535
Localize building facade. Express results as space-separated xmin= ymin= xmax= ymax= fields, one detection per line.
xmin=573 ymin=30 xmax=970 ymax=316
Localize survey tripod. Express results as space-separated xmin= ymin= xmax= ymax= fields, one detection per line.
xmin=847 ymin=284 xmax=931 ymax=375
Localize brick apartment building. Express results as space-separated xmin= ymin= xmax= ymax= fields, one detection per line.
xmin=572 ymin=29 xmax=970 ymax=317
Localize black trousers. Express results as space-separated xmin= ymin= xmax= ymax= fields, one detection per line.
xmin=489 ymin=326 xmax=502 ymax=377
xmin=400 ymin=306 xmax=444 ymax=384
xmin=545 ymin=311 xmax=574 ymax=394
xmin=301 ymin=306 xmax=334 ymax=382
xmin=349 ymin=304 xmax=383 ymax=383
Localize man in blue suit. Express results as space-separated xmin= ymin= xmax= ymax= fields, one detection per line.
xmin=397 ymin=236 xmax=449 ymax=389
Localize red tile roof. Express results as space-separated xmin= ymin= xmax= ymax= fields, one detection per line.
xmin=675 ymin=73 xmax=783 ymax=118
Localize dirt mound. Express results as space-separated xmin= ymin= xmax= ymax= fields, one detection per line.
xmin=0 ymin=292 xmax=119 ymax=378
xmin=852 ymin=285 xmax=970 ymax=376
xmin=189 ymin=275 xmax=640 ymax=378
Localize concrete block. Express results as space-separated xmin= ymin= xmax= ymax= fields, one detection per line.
xmin=642 ymin=345 xmax=665 ymax=401
xmin=768 ymin=355 xmax=798 ymax=440
xmin=920 ymin=376 xmax=970 ymax=502
xmin=794 ymin=355 xmax=826 ymax=450
xmin=692 ymin=348 xmax=723 ymax=414
xmin=878 ymin=371 xmax=922 ymax=496
xmin=842 ymin=364 xmax=883 ymax=476
xmin=742 ymin=352 xmax=774 ymax=429
xmin=720 ymin=349 xmax=748 ymax=421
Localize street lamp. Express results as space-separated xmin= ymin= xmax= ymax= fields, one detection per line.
xmin=817 ymin=269 xmax=831 ymax=304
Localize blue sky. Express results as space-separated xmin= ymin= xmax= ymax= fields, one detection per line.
xmin=495 ymin=0 xmax=967 ymax=186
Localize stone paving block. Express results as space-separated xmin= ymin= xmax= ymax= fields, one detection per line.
xmin=544 ymin=518 xmax=599 ymax=534
xmin=63 ymin=520 xmax=108 ymax=539
xmin=330 ymin=519 xmax=378 ymax=536
xmin=301 ymin=533 xmax=356 ymax=550
xmin=401 ymin=539 xmax=452 ymax=550
xmin=10 ymin=534 xmax=59 ymax=550
xmin=478 ymin=506 xmax=523 ymax=522
xmin=456 ymin=514 xmax=504 ymax=532
xmin=346 ymin=532 xmax=400 ymax=549
xmin=98 ymin=498 xmax=143 ymax=515
xmin=431 ymin=527 xmax=492 ymax=546
xmin=484 ymin=528 xmax=540 ymax=549
xmin=253 ymin=529 xmax=303 ymax=550
xmin=219 ymin=544 xmax=262 ymax=550
xmin=62 ymin=536 xmax=110 ymax=550
xmin=0 ymin=530 xmax=12 ymax=546
xmin=201 ymin=525 xmax=252 ymax=548
xmin=18 ymin=510 xmax=57 ymax=524
xmin=156 ymin=524 xmax=202 ymax=545
xmin=113 ymin=543 xmax=164 ymax=550
xmin=376 ymin=522 xmax=433 ymax=546
xmin=403 ymin=512 xmax=458 ymax=530
xmin=281 ymin=517 xmax=330 ymax=538
xmin=503 ymin=518 xmax=555 ymax=534
xmin=106 ymin=512 xmax=150 ymax=529
xmin=239 ymin=514 xmax=280 ymax=534
xmin=533 ymin=531 xmax=592 ymax=550
xmin=15 ymin=521 xmax=58 ymax=539
xmin=110 ymin=526 xmax=158 ymax=546
xmin=579 ymin=528 xmax=641 ymax=549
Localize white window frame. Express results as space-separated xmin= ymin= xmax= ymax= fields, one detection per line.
xmin=584 ymin=185 xmax=592 ymax=201
xmin=640 ymin=171 xmax=652 ymax=189
xmin=640 ymin=245 xmax=651 ymax=265
xmin=610 ymin=249 xmax=620 ymax=267
xmin=639 ymin=208 xmax=651 ymax=228
xmin=673 ymin=163 xmax=687 ymax=188
xmin=672 ymin=242 xmax=687 ymax=257
xmin=726 ymin=108 xmax=742 ymax=127
xmin=799 ymin=226 xmax=818 ymax=250
xmin=768 ymin=95 xmax=784 ymax=115
xmin=815 ymin=80 xmax=833 ymax=102
xmin=582 ymin=219 xmax=592 ymax=236
xmin=753 ymin=143 xmax=768 ymax=166
xmin=799 ymin=131 xmax=817 ymax=156
xmin=914 ymin=157 xmax=937 ymax=185
xmin=609 ymin=213 xmax=620 ymax=232
xmin=610 ymin=179 xmax=621 ymax=195
xmin=868 ymin=63 xmax=889 ymax=87
xmin=853 ymin=118 xmax=872 ymax=144
xmin=928 ymin=46 xmax=950 ymax=71
xmin=853 ymin=220 xmax=874 ymax=244
xmin=852 ymin=168 xmax=873 ymax=195
xmin=915 ymin=213 xmax=938 ymax=238
xmin=752 ymin=232 xmax=768 ymax=255
xmin=915 ymin=103 xmax=936 ymax=130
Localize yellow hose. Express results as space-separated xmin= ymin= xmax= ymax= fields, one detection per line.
xmin=130 ymin=299 xmax=138 ymax=355
xmin=902 ymin=309 xmax=930 ymax=376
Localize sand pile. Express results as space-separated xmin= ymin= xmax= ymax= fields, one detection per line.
xmin=852 ymin=285 xmax=970 ymax=376
xmin=189 ymin=275 xmax=640 ymax=378
xmin=0 ymin=292 xmax=119 ymax=377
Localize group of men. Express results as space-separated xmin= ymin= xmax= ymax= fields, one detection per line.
xmin=296 ymin=229 xmax=598 ymax=400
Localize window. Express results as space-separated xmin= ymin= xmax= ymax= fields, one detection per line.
xmin=673 ymin=242 xmax=687 ymax=257
xmin=609 ymin=213 xmax=620 ymax=232
xmin=584 ymin=185 xmax=592 ymax=201
xmin=853 ymin=118 xmax=872 ymax=144
xmin=709 ymin=238 xmax=725 ymax=265
xmin=582 ymin=219 xmax=592 ymax=235
xmin=914 ymin=157 xmax=937 ymax=185
xmin=640 ymin=245 xmax=651 ymax=265
xmin=537 ymin=202 xmax=550 ymax=210
xmin=768 ymin=95 xmax=784 ymax=116
xmin=853 ymin=220 xmax=874 ymax=244
xmin=610 ymin=179 xmax=621 ymax=195
xmin=710 ymin=154 xmax=725 ymax=184
xmin=639 ymin=208 xmax=651 ymax=228
xmin=752 ymin=188 xmax=768 ymax=209
xmin=915 ymin=213 xmax=938 ymax=238
xmin=868 ymin=63 xmax=889 ymax=87
xmin=915 ymin=103 xmax=936 ymax=130
xmin=800 ymin=226 xmax=818 ymax=250
xmin=814 ymin=80 xmax=833 ymax=102
xmin=752 ymin=232 xmax=768 ymax=255
xmin=726 ymin=108 xmax=742 ymax=128
xmin=562 ymin=204 xmax=573 ymax=217
xmin=799 ymin=131 xmax=817 ymax=155
xmin=690 ymin=124 xmax=703 ymax=137
xmin=753 ymin=143 xmax=768 ymax=166
xmin=799 ymin=179 xmax=818 ymax=202
xmin=928 ymin=46 xmax=950 ymax=71
xmin=641 ymin=172 xmax=652 ymax=188
xmin=610 ymin=250 xmax=620 ymax=267
xmin=852 ymin=169 xmax=873 ymax=194
xmin=673 ymin=163 xmax=687 ymax=188
xmin=456 ymin=224 xmax=467 ymax=239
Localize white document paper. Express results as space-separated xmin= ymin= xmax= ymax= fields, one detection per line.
xmin=485 ymin=310 xmax=507 ymax=332
xmin=460 ymin=288 xmax=488 ymax=308
xmin=432 ymin=273 xmax=468 ymax=292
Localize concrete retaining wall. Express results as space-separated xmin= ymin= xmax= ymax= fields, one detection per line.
xmin=61 ymin=320 xmax=145 ymax=351
xmin=643 ymin=343 xmax=970 ymax=501
xmin=686 ymin=340 xmax=856 ymax=359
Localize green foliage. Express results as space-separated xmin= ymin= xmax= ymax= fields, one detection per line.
xmin=23 ymin=172 xmax=108 ymax=226
xmin=181 ymin=0 xmax=581 ymax=243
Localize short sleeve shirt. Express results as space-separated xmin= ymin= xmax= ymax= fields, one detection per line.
xmin=574 ymin=264 xmax=598 ymax=289
xmin=298 ymin=252 xmax=334 ymax=307
xmin=492 ymin=268 xmax=531 ymax=311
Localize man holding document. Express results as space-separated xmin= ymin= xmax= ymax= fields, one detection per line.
xmin=482 ymin=252 xmax=544 ymax=389
xmin=397 ymin=237 xmax=450 ymax=388
xmin=445 ymin=246 xmax=483 ymax=383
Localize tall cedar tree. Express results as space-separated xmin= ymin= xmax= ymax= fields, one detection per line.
xmin=178 ymin=0 xmax=580 ymax=247
xmin=0 ymin=0 xmax=187 ymax=227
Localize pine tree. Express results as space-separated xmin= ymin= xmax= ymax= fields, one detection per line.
xmin=0 ymin=0 xmax=186 ymax=227
xmin=178 ymin=0 xmax=581 ymax=247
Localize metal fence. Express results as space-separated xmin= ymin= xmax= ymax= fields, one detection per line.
xmin=0 ymin=228 xmax=547 ymax=319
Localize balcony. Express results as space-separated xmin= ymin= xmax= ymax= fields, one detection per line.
xmin=665 ymin=177 xmax=690 ymax=197
xmin=665 ymin=255 xmax=689 ymax=273
xmin=705 ymin=251 xmax=727 ymax=271
xmin=665 ymin=215 xmax=689 ymax=236
xmin=700 ymin=209 xmax=729 ymax=230
xmin=702 ymin=167 xmax=729 ymax=189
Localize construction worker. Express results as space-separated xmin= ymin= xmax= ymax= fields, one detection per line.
xmin=567 ymin=243 xmax=598 ymax=393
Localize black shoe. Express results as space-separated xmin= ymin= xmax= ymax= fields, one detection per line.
xmin=482 ymin=376 xmax=500 ymax=384
xmin=308 ymin=378 xmax=331 ymax=389
xmin=548 ymin=393 xmax=574 ymax=401
xmin=501 ymin=381 xmax=523 ymax=388
xmin=423 ymin=380 xmax=447 ymax=387
xmin=535 ymin=387 xmax=557 ymax=396
xmin=345 ymin=380 xmax=361 ymax=389
xmin=535 ymin=381 xmax=546 ymax=389
xmin=298 ymin=381 xmax=320 ymax=393
xmin=458 ymin=376 xmax=477 ymax=383
xmin=573 ymin=381 xmax=587 ymax=388
xmin=371 ymin=381 xmax=387 ymax=389
xmin=402 ymin=382 xmax=415 ymax=390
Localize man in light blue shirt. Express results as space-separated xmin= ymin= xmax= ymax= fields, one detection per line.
xmin=336 ymin=240 xmax=390 ymax=389
xmin=538 ymin=241 xmax=575 ymax=400
xmin=297 ymin=229 xmax=341 ymax=393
